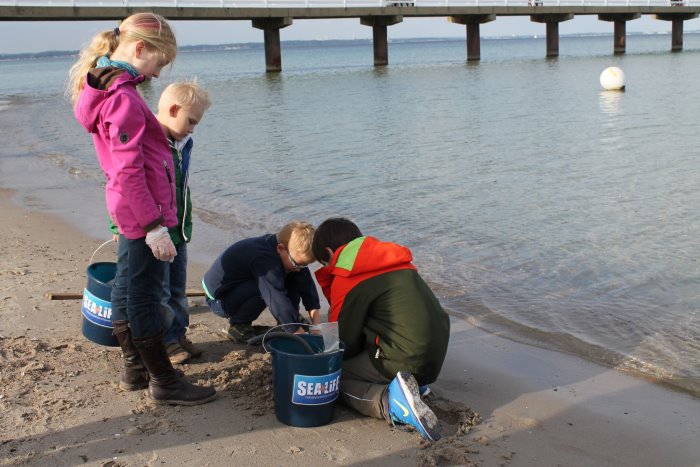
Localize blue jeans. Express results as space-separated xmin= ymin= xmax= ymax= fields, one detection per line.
xmin=206 ymin=280 xmax=271 ymax=325
xmin=161 ymin=242 xmax=189 ymax=345
xmin=111 ymin=234 xmax=166 ymax=338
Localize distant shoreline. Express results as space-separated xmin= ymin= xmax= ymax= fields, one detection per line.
xmin=0 ymin=30 xmax=689 ymax=61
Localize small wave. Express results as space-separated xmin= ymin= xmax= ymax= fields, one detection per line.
xmin=447 ymin=302 xmax=700 ymax=399
xmin=0 ymin=94 xmax=32 ymax=112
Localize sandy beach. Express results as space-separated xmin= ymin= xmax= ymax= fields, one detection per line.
xmin=1 ymin=186 xmax=699 ymax=467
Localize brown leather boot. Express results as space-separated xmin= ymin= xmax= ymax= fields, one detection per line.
xmin=133 ymin=333 xmax=217 ymax=406
xmin=112 ymin=320 xmax=149 ymax=391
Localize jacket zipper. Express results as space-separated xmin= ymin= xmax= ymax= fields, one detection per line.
xmin=164 ymin=160 xmax=174 ymax=210
xmin=173 ymin=143 xmax=190 ymax=243
xmin=180 ymin=148 xmax=189 ymax=243
xmin=181 ymin=183 xmax=189 ymax=242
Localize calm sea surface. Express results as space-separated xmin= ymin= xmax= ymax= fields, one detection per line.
xmin=1 ymin=34 xmax=699 ymax=396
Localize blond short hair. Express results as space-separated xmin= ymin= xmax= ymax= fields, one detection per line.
xmin=277 ymin=221 xmax=315 ymax=261
xmin=159 ymin=80 xmax=212 ymax=112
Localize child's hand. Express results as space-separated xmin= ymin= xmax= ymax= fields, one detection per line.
xmin=308 ymin=309 xmax=322 ymax=326
xmin=307 ymin=309 xmax=323 ymax=335
xmin=145 ymin=226 xmax=177 ymax=262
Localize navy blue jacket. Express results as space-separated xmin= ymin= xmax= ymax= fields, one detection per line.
xmin=202 ymin=234 xmax=320 ymax=325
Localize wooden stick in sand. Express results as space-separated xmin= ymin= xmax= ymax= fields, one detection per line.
xmin=46 ymin=290 xmax=206 ymax=300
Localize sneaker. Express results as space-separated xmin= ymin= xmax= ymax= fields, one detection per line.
xmin=178 ymin=335 xmax=203 ymax=358
xmin=419 ymin=385 xmax=431 ymax=397
xmin=388 ymin=371 xmax=441 ymax=441
xmin=166 ymin=342 xmax=191 ymax=365
xmin=221 ymin=323 xmax=257 ymax=344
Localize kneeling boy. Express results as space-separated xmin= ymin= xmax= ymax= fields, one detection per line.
xmin=312 ymin=217 xmax=450 ymax=441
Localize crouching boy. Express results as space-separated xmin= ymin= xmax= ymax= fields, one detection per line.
xmin=312 ymin=217 xmax=450 ymax=441
xmin=202 ymin=221 xmax=321 ymax=342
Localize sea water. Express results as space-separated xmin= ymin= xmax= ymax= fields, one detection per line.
xmin=1 ymin=33 xmax=698 ymax=396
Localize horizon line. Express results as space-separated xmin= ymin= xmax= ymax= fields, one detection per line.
xmin=0 ymin=30 xmax=687 ymax=59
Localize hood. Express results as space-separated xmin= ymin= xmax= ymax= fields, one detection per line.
xmin=74 ymin=67 xmax=144 ymax=133
xmin=332 ymin=236 xmax=413 ymax=278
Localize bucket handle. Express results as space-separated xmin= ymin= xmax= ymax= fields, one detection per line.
xmin=89 ymin=239 xmax=116 ymax=265
xmin=254 ymin=323 xmax=317 ymax=354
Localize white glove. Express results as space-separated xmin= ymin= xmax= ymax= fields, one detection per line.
xmin=145 ymin=226 xmax=177 ymax=262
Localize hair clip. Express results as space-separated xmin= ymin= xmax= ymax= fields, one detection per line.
xmin=113 ymin=27 xmax=120 ymax=37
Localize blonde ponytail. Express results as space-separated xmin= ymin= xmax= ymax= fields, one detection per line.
xmin=67 ymin=29 xmax=119 ymax=105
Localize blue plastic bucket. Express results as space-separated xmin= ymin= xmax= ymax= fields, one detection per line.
xmin=81 ymin=262 xmax=118 ymax=347
xmin=266 ymin=334 xmax=344 ymax=427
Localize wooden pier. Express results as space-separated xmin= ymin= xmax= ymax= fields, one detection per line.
xmin=1 ymin=2 xmax=698 ymax=70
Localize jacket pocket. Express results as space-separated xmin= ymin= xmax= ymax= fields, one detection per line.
xmin=366 ymin=332 xmax=384 ymax=360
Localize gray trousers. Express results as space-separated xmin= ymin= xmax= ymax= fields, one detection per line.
xmin=340 ymin=352 xmax=392 ymax=420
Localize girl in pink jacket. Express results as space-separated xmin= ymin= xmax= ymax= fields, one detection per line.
xmin=68 ymin=13 xmax=215 ymax=406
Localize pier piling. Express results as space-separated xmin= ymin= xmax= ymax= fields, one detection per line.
xmin=598 ymin=14 xmax=640 ymax=54
xmin=531 ymin=14 xmax=573 ymax=58
xmin=360 ymin=15 xmax=403 ymax=66
xmin=614 ymin=20 xmax=627 ymax=54
xmin=449 ymin=15 xmax=496 ymax=61
xmin=252 ymin=17 xmax=292 ymax=72
xmin=673 ymin=18 xmax=684 ymax=51
xmin=654 ymin=13 xmax=698 ymax=51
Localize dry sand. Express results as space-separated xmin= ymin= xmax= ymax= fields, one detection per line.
xmin=1 ymin=187 xmax=699 ymax=467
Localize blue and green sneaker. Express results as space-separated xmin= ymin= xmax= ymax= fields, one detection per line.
xmin=388 ymin=371 xmax=441 ymax=441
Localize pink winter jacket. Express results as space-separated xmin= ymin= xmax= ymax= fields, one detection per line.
xmin=74 ymin=68 xmax=177 ymax=239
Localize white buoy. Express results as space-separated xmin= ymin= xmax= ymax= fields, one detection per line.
xmin=600 ymin=67 xmax=626 ymax=91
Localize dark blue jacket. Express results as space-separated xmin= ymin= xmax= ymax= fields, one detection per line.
xmin=202 ymin=234 xmax=320 ymax=325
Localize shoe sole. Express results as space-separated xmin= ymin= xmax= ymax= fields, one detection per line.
xmin=396 ymin=371 xmax=441 ymax=441
xmin=169 ymin=355 xmax=191 ymax=365
xmin=119 ymin=381 xmax=148 ymax=391
xmin=219 ymin=327 xmax=249 ymax=344
xmin=167 ymin=346 xmax=192 ymax=365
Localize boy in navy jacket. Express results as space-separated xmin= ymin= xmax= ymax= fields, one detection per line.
xmin=203 ymin=221 xmax=321 ymax=341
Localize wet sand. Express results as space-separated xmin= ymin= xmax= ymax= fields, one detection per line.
xmin=1 ymin=188 xmax=699 ymax=466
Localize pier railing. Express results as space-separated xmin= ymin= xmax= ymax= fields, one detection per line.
xmin=0 ymin=0 xmax=696 ymax=7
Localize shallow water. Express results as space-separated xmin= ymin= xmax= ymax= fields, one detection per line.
xmin=1 ymin=34 xmax=699 ymax=396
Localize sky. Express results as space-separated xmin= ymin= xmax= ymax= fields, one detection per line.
xmin=0 ymin=15 xmax=690 ymax=54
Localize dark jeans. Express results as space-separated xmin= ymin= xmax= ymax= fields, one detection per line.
xmin=161 ymin=242 xmax=189 ymax=345
xmin=206 ymin=279 xmax=301 ymax=325
xmin=111 ymin=234 xmax=166 ymax=338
